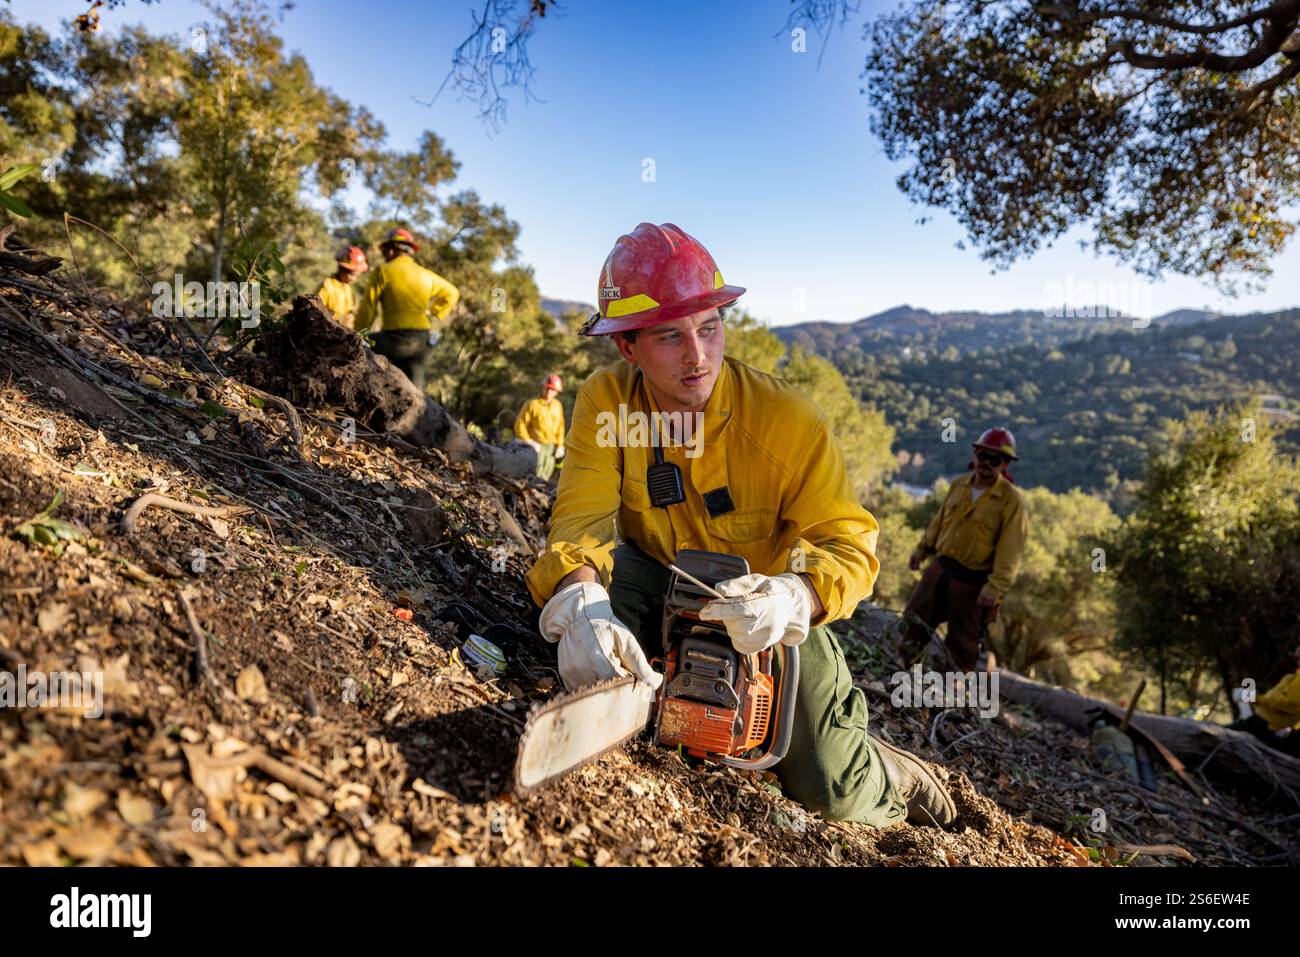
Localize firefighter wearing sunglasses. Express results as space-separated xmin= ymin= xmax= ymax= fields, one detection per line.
xmin=898 ymin=428 xmax=1029 ymax=671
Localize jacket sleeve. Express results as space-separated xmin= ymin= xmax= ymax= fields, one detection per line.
xmin=987 ymin=490 xmax=1028 ymax=596
xmin=427 ymin=270 xmax=460 ymax=322
xmin=524 ymin=384 xmax=622 ymax=607
xmin=353 ymin=269 xmax=383 ymax=332
xmin=778 ymin=417 xmax=880 ymax=624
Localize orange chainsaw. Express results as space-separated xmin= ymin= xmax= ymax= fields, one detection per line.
xmin=514 ymin=550 xmax=800 ymax=793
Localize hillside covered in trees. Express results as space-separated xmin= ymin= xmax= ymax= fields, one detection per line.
xmin=796 ymin=308 xmax=1300 ymax=504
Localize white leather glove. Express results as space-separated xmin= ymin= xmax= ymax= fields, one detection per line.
xmin=555 ymin=445 xmax=565 ymax=459
xmin=697 ymin=573 xmax=812 ymax=655
xmin=538 ymin=581 xmax=663 ymax=691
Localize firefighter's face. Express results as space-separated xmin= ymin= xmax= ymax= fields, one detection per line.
xmin=973 ymin=448 xmax=1004 ymax=482
xmin=615 ymin=308 xmax=724 ymax=413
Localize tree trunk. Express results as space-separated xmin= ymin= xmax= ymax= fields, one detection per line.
xmin=998 ymin=670 xmax=1300 ymax=796
xmin=244 ymin=296 xmax=538 ymax=480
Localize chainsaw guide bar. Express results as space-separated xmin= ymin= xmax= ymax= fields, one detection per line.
xmin=513 ymin=676 xmax=657 ymax=795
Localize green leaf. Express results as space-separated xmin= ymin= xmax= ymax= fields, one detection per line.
xmin=200 ymin=399 xmax=227 ymax=418
xmin=570 ymin=857 xmax=589 ymax=867
xmin=293 ymin=560 xmax=307 ymax=577
xmin=42 ymin=490 xmax=65 ymax=517
xmin=247 ymin=395 xmax=265 ymax=409
xmin=16 ymin=516 xmax=84 ymax=556
xmin=0 ymin=190 xmax=34 ymax=218
xmin=0 ymin=164 xmax=40 ymax=190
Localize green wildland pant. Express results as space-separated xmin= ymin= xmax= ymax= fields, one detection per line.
xmin=608 ymin=542 xmax=906 ymax=827
xmin=533 ymin=442 xmax=557 ymax=482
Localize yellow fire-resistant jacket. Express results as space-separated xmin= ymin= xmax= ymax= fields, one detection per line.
xmin=515 ymin=396 xmax=566 ymax=448
xmin=316 ymin=276 xmax=358 ymax=325
xmin=918 ymin=471 xmax=1028 ymax=596
xmin=354 ymin=253 xmax=460 ymax=333
xmin=524 ymin=357 xmax=880 ymax=624
xmin=1255 ymin=671 xmax=1300 ymax=733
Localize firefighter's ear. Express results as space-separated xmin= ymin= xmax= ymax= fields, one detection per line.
xmin=613 ymin=332 xmax=637 ymax=364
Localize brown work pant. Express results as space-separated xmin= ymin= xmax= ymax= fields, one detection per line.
xmin=900 ymin=559 xmax=985 ymax=671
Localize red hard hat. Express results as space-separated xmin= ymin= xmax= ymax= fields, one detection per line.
xmin=336 ymin=245 xmax=368 ymax=272
xmin=582 ymin=222 xmax=745 ymax=337
xmin=383 ymin=227 xmax=419 ymax=252
xmin=543 ymin=374 xmax=563 ymax=392
xmin=973 ymin=427 xmax=1019 ymax=460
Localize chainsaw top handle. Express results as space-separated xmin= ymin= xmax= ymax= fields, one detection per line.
xmin=661 ymin=549 xmax=800 ymax=770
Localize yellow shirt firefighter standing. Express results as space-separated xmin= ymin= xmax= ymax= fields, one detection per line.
xmin=898 ymin=427 xmax=1029 ymax=671
xmin=514 ymin=374 xmax=567 ymax=481
xmin=523 ymin=221 xmax=955 ymax=829
xmin=353 ymin=228 xmax=460 ymax=391
xmin=316 ymin=245 xmax=368 ymax=326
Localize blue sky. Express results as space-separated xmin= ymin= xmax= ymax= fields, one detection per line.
xmin=14 ymin=0 xmax=1300 ymax=325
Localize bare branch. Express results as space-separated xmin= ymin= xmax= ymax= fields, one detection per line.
xmin=433 ymin=0 xmax=556 ymax=132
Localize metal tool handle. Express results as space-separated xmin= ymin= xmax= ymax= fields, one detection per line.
xmin=721 ymin=643 xmax=799 ymax=771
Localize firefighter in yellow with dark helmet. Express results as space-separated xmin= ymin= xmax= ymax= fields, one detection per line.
xmin=515 ymin=374 xmax=566 ymax=481
xmin=354 ymin=227 xmax=460 ymax=391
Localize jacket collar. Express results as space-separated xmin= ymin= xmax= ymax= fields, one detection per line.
xmin=630 ymin=359 xmax=735 ymax=495
xmin=965 ymin=471 xmax=1006 ymax=500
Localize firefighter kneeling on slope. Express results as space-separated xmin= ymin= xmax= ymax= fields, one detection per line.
xmin=523 ymin=222 xmax=956 ymax=827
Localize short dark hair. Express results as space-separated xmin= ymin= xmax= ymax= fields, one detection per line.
xmin=617 ymin=305 xmax=729 ymax=345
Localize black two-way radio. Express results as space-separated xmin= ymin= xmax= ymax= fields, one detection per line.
xmin=647 ymin=441 xmax=686 ymax=508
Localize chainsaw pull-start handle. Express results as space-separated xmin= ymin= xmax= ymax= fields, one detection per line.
xmin=721 ymin=643 xmax=799 ymax=771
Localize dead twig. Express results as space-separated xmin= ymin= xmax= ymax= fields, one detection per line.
xmin=193 ymin=745 xmax=329 ymax=799
xmin=243 ymin=384 xmax=303 ymax=456
xmin=177 ymin=589 xmax=211 ymax=684
xmin=121 ymin=492 xmax=250 ymax=535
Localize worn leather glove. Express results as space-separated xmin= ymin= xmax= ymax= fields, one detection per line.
xmin=538 ymin=581 xmax=662 ymax=691
xmin=697 ymin=573 xmax=811 ymax=655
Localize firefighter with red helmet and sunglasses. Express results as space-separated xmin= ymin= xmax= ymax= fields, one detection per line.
xmin=522 ymin=222 xmax=956 ymax=828
xmin=899 ymin=427 xmax=1029 ymax=671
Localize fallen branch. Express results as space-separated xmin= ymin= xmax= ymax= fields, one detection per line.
xmin=121 ymin=492 xmax=250 ymax=535
xmin=999 ymin=670 xmax=1300 ymax=799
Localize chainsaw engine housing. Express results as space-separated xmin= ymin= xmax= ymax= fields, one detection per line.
xmin=651 ymin=550 xmax=798 ymax=770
